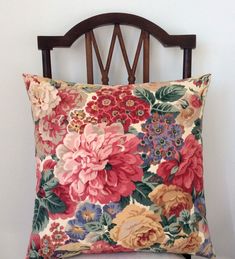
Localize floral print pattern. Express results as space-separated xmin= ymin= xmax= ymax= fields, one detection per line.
xmin=24 ymin=74 xmax=215 ymax=259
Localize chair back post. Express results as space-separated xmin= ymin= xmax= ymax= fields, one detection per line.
xmin=41 ymin=49 xmax=52 ymax=78
xmin=38 ymin=12 xmax=196 ymax=82
xmin=183 ymin=48 xmax=192 ymax=79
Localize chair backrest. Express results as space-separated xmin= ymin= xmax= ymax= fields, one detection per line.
xmin=38 ymin=12 xmax=196 ymax=84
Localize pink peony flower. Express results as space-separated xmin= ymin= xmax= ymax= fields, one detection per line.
xmin=55 ymin=88 xmax=87 ymax=115
xmin=54 ymin=123 xmax=143 ymax=204
xmin=39 ymin=111 xmax=67 ymax=145
xmin=157 ymin=134 xmax=203 ymax=194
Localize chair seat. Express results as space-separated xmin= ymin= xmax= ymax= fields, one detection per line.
xmin=72 ymin=252 xmax=186 ymax=259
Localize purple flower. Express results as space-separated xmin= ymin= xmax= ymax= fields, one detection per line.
xmin=138 ymin=114 xmax=184 ymax=167
xmin=103 ymin=203 xmax=121 ymax=218
xmin=168 ymin=124 xmax=184 ymax=139
xmin=194 ymin=197 xmax=206 ymax=217
xmin=150 ymin=148 xmax=162 ymax=164
xmin=159 ymin=114 xmax=175 ymax=124
xmin=65 ymin=219 xmax=88 ymax=240
xmin=76 ymin=202 xmax=102 ymax=224
xmin=197 ymin=239 xmax=214 ymax=258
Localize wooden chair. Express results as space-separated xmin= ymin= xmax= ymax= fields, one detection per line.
xmin=37 ymin=12 xmax=196 ymax=259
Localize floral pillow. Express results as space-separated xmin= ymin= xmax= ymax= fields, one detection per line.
xmin=23 ymin=74 xmax=215 ymax=259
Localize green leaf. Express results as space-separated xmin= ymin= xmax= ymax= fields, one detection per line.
xmin=102 ymin=232 xmax=117 ymax=245
xmin=128 ymin=126 xmax=138 ymax=135
xmin=160 ymin=215 xmax=169 ymax=227
xmin=191 ymin=212 xmax=202 ymax=222
xmin=150 ymin=243 xmax=166 ymax=253
xmin=32 ymin=199 xmax=49 ymax=233
xmin=40 ymin=170 xmax=58 ymax=191
xmin=169 ymin=223 xmax=182 ymax=235
xmin=119 ymin=196 xmax=130 ymax=209
xmin=149 ymin=204 xmax=162 ymax=214
xmin=43 ymin=178 xmax=58 ymax=191
xmin=192 ymin=126 xmax=202 ymax=140
xmin=143 ymin=171 xmax=156 ymax=181
xmin=100 ymin=212 xmax=112 ymax=226
xmin=108 ymin=223 xmax=116 ymax=231
xmin=168 ymin=166 xmax=178 ymax=182
xmin=81 ymin=85 xmax=102 ymax=93
xmin=42 ymin=192 xmax=66 ymax=214
xmin=155 ymin=84 xmax=186 ymax=102
xmin=151 ymin=102 xmax=180 ymax=115
xmin=134 ymin=87 xmax=155 ymax=105
xmin=84 ymin=222 xmax=104 ymax=232
xmin=132 ymin=182 xmax=152 ymax=206
xmin=180 ymin=99 xmax=189 ymax=109
xmin=168 ymin=215 xmax=177 ymax=225
xmin=183 ymin=223 xmax=191 ymax=235
xmin=41 ymin=170 xmax=54 ymax=187
xmin=53 ymin=243 xmax=90 ymax=258
xmin=29 ymin=249 xmax=40 ymax=258
xmin=179 ymin=210 xmax=190 ymax=222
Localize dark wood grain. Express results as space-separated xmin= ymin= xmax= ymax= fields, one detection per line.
xmin=38 ymin=12 xmax=196 ymax=82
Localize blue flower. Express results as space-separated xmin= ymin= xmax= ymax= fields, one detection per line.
xmin=150 ymin=148 xmax=162 ymax=164
xmin=173 ymin=137 xmax=184 ymax=150
xmin=137 ymin=134 xmax=153 ymax=153
xmin=76 ymin=202 xmax=102 ymax=224
xmin=65 ymin=219 xmax=88 ymax=240
xmin=155 ymin=135 xmax=171 ymax=149
xmin=168 ymin=124 xmax=184 ymax=139
xmin=194 ymin=197 xmax=206 ymax=217
xmin=197 ymin=239 xmax=214 ymax=258
xmin=141 ymin=153 xmax=152 ymax=168
xmin=103 ymin=203 xmax=121 ymax=218
xmin=164 ymin=147 xmax=176 ymax=160
xmin=156 ymin=114 xmax=176 ymax=124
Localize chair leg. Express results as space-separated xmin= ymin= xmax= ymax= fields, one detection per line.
xmin=182 ymin=254 xmax=191 ymax=259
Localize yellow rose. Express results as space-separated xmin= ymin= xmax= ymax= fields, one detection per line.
xmin=110 ymin=204 xmax=165 ymax=249
xmin=163 ymin=232 xmax=202 ymax=253
xmin=148 ymin=184 xmax=193 ymax=217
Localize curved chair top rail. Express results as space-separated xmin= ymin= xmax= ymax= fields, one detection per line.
xmin=38 ymin=12 xmax=195 ymax=49
xmin=37 ymin=12 xmax=196 ymax=83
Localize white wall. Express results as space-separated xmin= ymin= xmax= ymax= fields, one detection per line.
xmin=0 ymin=0 xmax=234 ymax=259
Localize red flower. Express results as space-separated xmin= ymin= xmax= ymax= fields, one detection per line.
xmin=97 ymin=111 xmax=112 ymax=124
xmin=85 ymin=101 xmax=99 ymax=116
xmin=97 ymin=87 xmax=115 ymax=96
xmin=113 ymin=89 xmax=132 ymax=101
xmin=121 ymin=95 xmax=142 ymax=110
xmin=49 ymin=184 xmax=77 ymax=219
xmin=51 ymin=229 xmax=68 ymax=246
xmin=50 ymin=222 xmax=60 ymax=232
xmin=42 ymin=158 xmax=57 ymax=171
xmin=189 ymin=95 xmax=202 ymax=108
xmin=55 ymin=89 xmax=81 ymax=115
xmin=157 ymin=134 xmax=203 ymax=193
xmin=97 ymin=95 xmax=116 ymax=109
xmin=111 ymin=114 xmax=132 ymax=132
xmin=109 ymin=106 xmax=125 ymax=117
xmin=26 ymin=233 xmax=41 ymax=258
xmin=130 ymin=104 xmax=150 ymax=123
xmin=38 ymin=235 xmax=54 ymax=259
xmin=85 ymin=86 xmax=151 ymax=130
